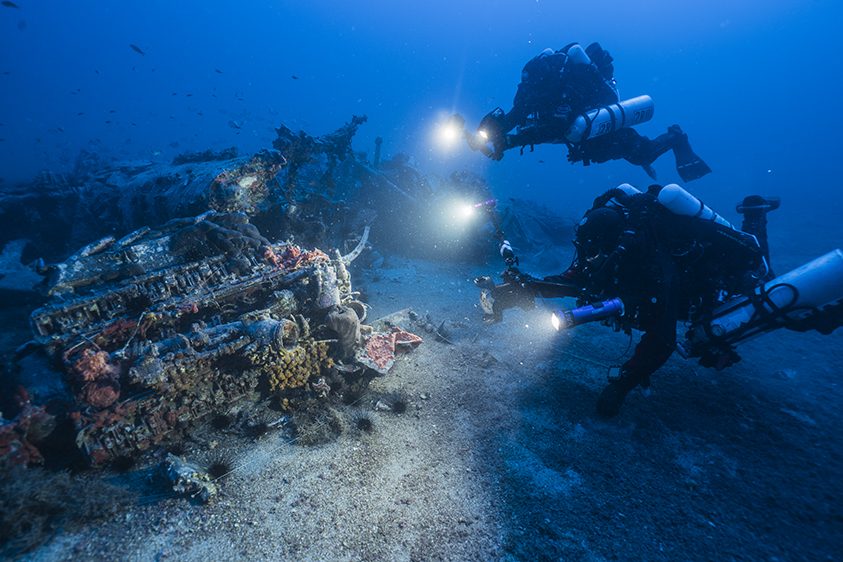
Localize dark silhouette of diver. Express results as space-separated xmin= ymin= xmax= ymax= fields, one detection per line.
xmin=470 ymin=42 xmax=711 ymax=182
xmin=478 ymin=186 xmax=784 ymax=417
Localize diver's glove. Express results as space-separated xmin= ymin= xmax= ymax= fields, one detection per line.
xmin=567 ymin=142 xmax=586 ymax=164
xmin=474 ymin=268 xmax=538 ymax=323
xmin=501 ymin=267 xmax=538 ymax=289
xmin=477 ymin=108 xmax=508 ymax=160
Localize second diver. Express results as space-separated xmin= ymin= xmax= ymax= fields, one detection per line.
xmin=467 ymin=42 xmax=712 ymax=182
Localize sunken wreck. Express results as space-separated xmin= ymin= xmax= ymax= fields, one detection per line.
xmin=1 ymin=116 xmax=429 ymax=470
xmin=1 ymin=115 xmax=567 ymax=470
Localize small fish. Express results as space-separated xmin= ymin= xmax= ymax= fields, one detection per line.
xmin=56 ymin=127 xmax=64 ymax=133
xmin=228 ymin=120 xmax=242 ymax=130
xmin=76 ymin=111 xmax=84 ymax=116
xmin=130 ymin=122 xmax=137 ymax=127
xmin=109 ymin=109 xmax=116 ymax=113
xmin=185 ymin=93 xmax=193 ymax=97
xmin=291 ymin=75 xmax=299 ymax=80
xmin=105 ymin=120 xmax=112 ymax=124
xmin=17 ymin=19 xmax=27 ymax=30
xmin=94 ymin=69 xmax=100 ymax=75
xmin=2 ymin=1 xmax=20 ymax=9
xmin=171 ymin=92 xmax=177 ymax=96
xmin=215 ymin=68 xmax=223 ymax=74
xmin=129 ymin=44 xmax=145 ymax=56
xmin=197 ymin=111 xmax=204 ymax=116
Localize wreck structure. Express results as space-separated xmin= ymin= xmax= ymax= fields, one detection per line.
xmin=23 ymin=211 xmax=418 ymax=465
xmin=1 ymin=115 xmax=573 ymax=467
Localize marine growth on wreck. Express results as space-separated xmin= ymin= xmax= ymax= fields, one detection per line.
xmin=11 ymin=208 xmax=418 ymax=466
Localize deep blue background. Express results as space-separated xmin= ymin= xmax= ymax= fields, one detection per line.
xmin=1 ymin=0 xmax=841 ymax=224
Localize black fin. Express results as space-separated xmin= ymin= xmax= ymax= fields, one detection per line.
xmin=673 ymin=136 xmax=711 ymax=181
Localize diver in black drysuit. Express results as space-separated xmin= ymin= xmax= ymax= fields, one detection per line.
xmin=475 ymin=42 xmax=712 ymax=182
xmin=531 ymin=187 xmax=776 ymax=417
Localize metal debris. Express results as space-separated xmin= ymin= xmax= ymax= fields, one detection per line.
xmin=11 ymin=209 xmax=424 ymax=467
xmin=26 ymin=212 xmax=379 ymax=465
xmin=160 ymin=453 xmax=217 ymax=503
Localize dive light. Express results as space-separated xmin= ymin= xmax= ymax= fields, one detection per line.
xmin=459 ymin=198 xmax=498 ymax=220
xmin=472 ymin=199 xmax=497 ymax=211
xmin=551 ymin=298 xmax=624 ymax=331
xmin=438 ymin=114 xmax=465 ymax=147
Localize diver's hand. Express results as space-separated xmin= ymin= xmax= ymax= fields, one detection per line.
xmin=466 ymin=132 xmax=503 ymax=160
xmin=477 ymin=108 xmax=508 ymax=160
xmin=501 ymin=268 xmax=537 ymax=291
xmin=477 ymin=270 xmax=538 ymax=323
xmin=473 ymin=129 xmax=504 ymax=160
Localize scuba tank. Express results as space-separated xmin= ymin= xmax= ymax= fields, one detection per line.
xmin=615 ymin=183 xmax=641 ymax=196
xmin=565 ymin=44 xmax=591 ymax=65
xmin=565 ymin=95 xmax=655 ymax=143
xmin=656 ymin=182 xmax=768 ymax=286
xmin=598 ymin=183 xmax=641 ymax=211
xmin=681 ymin=250 xmax=843 ymax=361
xmin=656 ymin=183 xmax=735 ymax=229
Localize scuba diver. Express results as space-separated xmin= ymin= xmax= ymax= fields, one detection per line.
xmin=465 ymin=42 xmax=712 ymax=182
xmin=476 ymin=184 xmax=843 ymax=417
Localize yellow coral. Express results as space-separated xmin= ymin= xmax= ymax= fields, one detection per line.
xmin=258 ymin=340 xmax=332 ymax=392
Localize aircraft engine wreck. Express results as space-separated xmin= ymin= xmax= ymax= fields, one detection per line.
xmin=0 ymin=116 xmax=562 ymax=471
xmin=25 ymin=212 xmax=419 ymax=466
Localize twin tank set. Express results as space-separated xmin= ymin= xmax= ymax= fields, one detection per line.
xmin=552 ymin=183 xmax=843 ymax=360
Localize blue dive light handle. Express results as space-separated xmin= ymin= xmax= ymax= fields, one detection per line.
xmin=559 ymin=298 xmax=624 ymax=328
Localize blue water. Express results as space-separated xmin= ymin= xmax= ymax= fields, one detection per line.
xmin=2 ymin=3 xmax=843 ymax=559
xmin=2 ymin=0 xmax=841 ymax=223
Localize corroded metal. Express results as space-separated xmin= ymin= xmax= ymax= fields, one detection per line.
xmin=30 ymin=212 xmax=359 ymax=464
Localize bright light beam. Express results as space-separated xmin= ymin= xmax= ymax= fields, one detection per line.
xmin=551 ymin=312 xmax=563 ymax=331
xmin=438 ymin=122 xmax=461 ymax=147
xmin=459 ymin=203 xmax=476 ymax=220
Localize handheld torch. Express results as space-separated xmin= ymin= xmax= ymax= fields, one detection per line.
xmin=550 ymin=298 xmax=625 ymax=331
xmin=443 ymin=114 xmax=496 ymax=159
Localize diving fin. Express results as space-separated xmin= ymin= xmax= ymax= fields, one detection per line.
xmin=641 ymin=163 xmax=658 ymax=180
xmin=673 ymin=134 xmax=711 ymax=182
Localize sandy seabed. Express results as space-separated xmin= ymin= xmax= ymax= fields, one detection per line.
xmin=12 ymin=236 xmax=843 ymax=561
